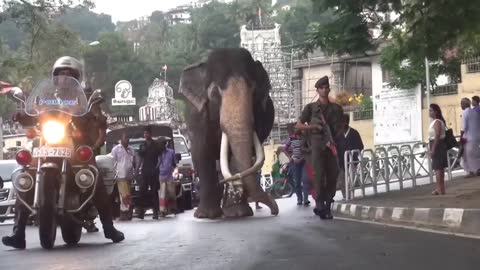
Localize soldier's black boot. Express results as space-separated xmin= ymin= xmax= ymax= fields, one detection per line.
xmin=2 ymin=226 xmax=26 ymax=249
xmin=104 ymin=226 xmax=125 ymax=243
xmin=313 ymin=200 xmax=326 ymax=216
xmin=320 ymin=200 xmax=334 ymax=220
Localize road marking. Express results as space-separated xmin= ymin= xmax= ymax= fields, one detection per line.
xmin=392 ymin=208 xmax=405 ymax=221
xmin=336 ymin=216 xmax=480 ymax=240
xmin=375 ymin=207 xmax=384 ymax=220
xmin=443 ymin=208 xmax=464 ymax=228
xmin=413 ymin=208 xmax=430 ymax=222
xmin=349 ymin=204 xmax=357 ymax=216
xmin=361 ymin=206 xmax=370 ymax=218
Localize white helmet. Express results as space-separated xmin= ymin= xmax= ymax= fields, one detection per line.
xmin=52 ymin=56 xmax=83 ymax=82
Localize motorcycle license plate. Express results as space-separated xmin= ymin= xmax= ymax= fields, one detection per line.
xmin=32 ymin=147 xmax=72 ymax=158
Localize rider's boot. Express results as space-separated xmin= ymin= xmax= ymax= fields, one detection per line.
xmin=2 ymin=208 xmax=29 ymax=249
xmin=2 ymin=226 xmax=26 ymax=249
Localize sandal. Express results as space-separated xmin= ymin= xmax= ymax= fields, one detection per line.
xmin=432 ymin=190 xmax=440 ymax=195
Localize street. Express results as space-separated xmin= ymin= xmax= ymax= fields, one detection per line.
xmin=1 ymin=198 xmax=479 ymax=270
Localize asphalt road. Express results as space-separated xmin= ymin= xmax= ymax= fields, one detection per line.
xmin=1 ymin=198 xmax=479 ymax=270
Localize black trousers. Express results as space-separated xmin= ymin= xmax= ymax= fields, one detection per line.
xmin=139 ymin=171 xmax=159 ymax=212
xmin=12 ymin=173 xmax=114 ymax=236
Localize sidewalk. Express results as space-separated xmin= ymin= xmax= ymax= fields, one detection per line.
xmin=333 ymin=175 xmax=480 ymax=237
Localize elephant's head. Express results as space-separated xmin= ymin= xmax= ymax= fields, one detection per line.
xmin=179 ymin=48 xmax=278 ymax=215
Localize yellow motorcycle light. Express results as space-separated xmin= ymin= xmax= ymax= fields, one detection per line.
xmin=42 ymin=121 xmax=66 ymax=144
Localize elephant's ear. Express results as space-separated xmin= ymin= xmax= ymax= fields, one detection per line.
xmin=253 ymin=60 xmax=272 ymax=110
xmin=179 ymin=62 xmax=208 ymax=112
xmin=254 ymin=96 xmax=275 ymax=143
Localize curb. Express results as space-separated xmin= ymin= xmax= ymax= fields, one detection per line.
xmin=332 ymin=202 xmax=480 ymax=236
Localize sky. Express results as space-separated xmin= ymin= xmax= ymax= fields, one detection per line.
xmin=93 ymin=0 xmax=191 ymax=22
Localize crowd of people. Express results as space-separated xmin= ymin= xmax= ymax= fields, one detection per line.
xmin=111 ymin=126 xmax=179 ymax=221
xmin=278 ymin=75 xmax=479 ymax=217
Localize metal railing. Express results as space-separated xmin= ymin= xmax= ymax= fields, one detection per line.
xmin=463 ymin=56 xmax=480 ymax=73
xmin=431 ymin=84 xmax=458 ymax=96
xmin=353 ymin=108 xmax=373 ymax=121
xmin=344 ymin=143 xmax=462 ymax=201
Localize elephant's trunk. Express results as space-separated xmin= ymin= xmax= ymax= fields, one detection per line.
xmin=220 ymin=77 xmax=279 ymax=216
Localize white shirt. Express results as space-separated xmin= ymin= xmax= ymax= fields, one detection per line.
xmin=111 ymin=144 xmax=135 ymax=179
xmin=428 ymin=119 xmax=446 ymax=140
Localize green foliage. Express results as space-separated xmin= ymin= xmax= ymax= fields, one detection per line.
xmin=275 ymin=0 xmax=334 ymax=52
xmin=0 ymin=95 xmax=15 ymax=120
xmin=306 ymin=0 xmax=480 ymax=89
xmin=57 ymin=6 xmax=115 ymax=42
xmin=0 ymin=0 xmax=336 ymax=120
xmin=191 ymin=2 xmax=240 ymax=50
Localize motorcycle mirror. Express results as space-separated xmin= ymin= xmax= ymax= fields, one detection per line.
xmin=87 ymin=89 xmax=104 ymax=111
xmin=11 ymin=87 xmax=26 ymax=104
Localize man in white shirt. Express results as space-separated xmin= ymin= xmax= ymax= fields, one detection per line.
xmin=111 ymin=133 xmax=136 ymax=220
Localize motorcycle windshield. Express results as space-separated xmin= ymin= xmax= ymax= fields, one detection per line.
xmin=25 ymin=76 xmax=88 ymax=117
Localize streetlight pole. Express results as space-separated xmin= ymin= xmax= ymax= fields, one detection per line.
xmin=425 ymin=57 xmax=431 ymax=108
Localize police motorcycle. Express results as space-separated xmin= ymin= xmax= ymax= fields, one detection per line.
xmin=8 ymin=76 xmax=103 ymax=249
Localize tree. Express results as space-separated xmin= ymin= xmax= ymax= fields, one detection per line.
xmin=1 ymin=0 xmax=94 ymax=60
xmin=83 ymin=32 xmax=157 ymax=115
xmin=56 ymin=6 xmax=115 ymax=42
xmin=306 ymin=0 xmax=480 ymax=88
xmin=274 ymin=0 xmax=334 ymax=51
xmin=191 ymin=2 xmax=240 ymax=50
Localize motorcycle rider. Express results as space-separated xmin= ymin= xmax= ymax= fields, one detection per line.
xmin=2 ymin=56 xmax=125 ymax=249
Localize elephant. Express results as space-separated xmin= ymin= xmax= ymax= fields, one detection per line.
xmin=178 ymin=48 xmax=279 ymax=219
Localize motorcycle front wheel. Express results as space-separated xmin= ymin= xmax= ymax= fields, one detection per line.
xmin=38 ymin=170 xmax=59 ymax=250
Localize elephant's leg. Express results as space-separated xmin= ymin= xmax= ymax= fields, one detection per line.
xmin=222 ymin=195 xmax=253 ymax=218
xmin=191 ymin=137 xmax=223 ymax=219
xmin=221 ymin=159 xmax=254 ymax=218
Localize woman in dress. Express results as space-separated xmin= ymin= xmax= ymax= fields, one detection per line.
xmin=429 ymin=104 xmax=448 ymax=195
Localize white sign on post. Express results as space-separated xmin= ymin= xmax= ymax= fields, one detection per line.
xmin=373 ymin=84 xmax=422 ymax=145
xmin=112 ymin=80 xmax=136 ymax=106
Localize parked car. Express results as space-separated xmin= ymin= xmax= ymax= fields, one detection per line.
xmin=0 ymin=160 xmax=19 ymax=223
xmin=173 ymin=134 xmax=197 ymax=210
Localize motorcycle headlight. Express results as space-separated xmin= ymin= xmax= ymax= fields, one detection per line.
xmin=42 ymin=120 xmax=66 ymax=144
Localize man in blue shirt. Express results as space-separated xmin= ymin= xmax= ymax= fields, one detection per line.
xmin=157 ymin=138 xmax=177 ymax=217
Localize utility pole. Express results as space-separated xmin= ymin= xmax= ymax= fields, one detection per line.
xmin=425 ymin=57 xmax=431 ymax=108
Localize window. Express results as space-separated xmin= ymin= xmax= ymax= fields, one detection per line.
xmin=16 ymin=141 xmax=21 ymax=147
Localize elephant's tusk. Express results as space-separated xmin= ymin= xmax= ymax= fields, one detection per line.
xmin=220 ymin=132 xmax=233 ymax=179
xmin=219 ymin=132 xmax=265 ymax=183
